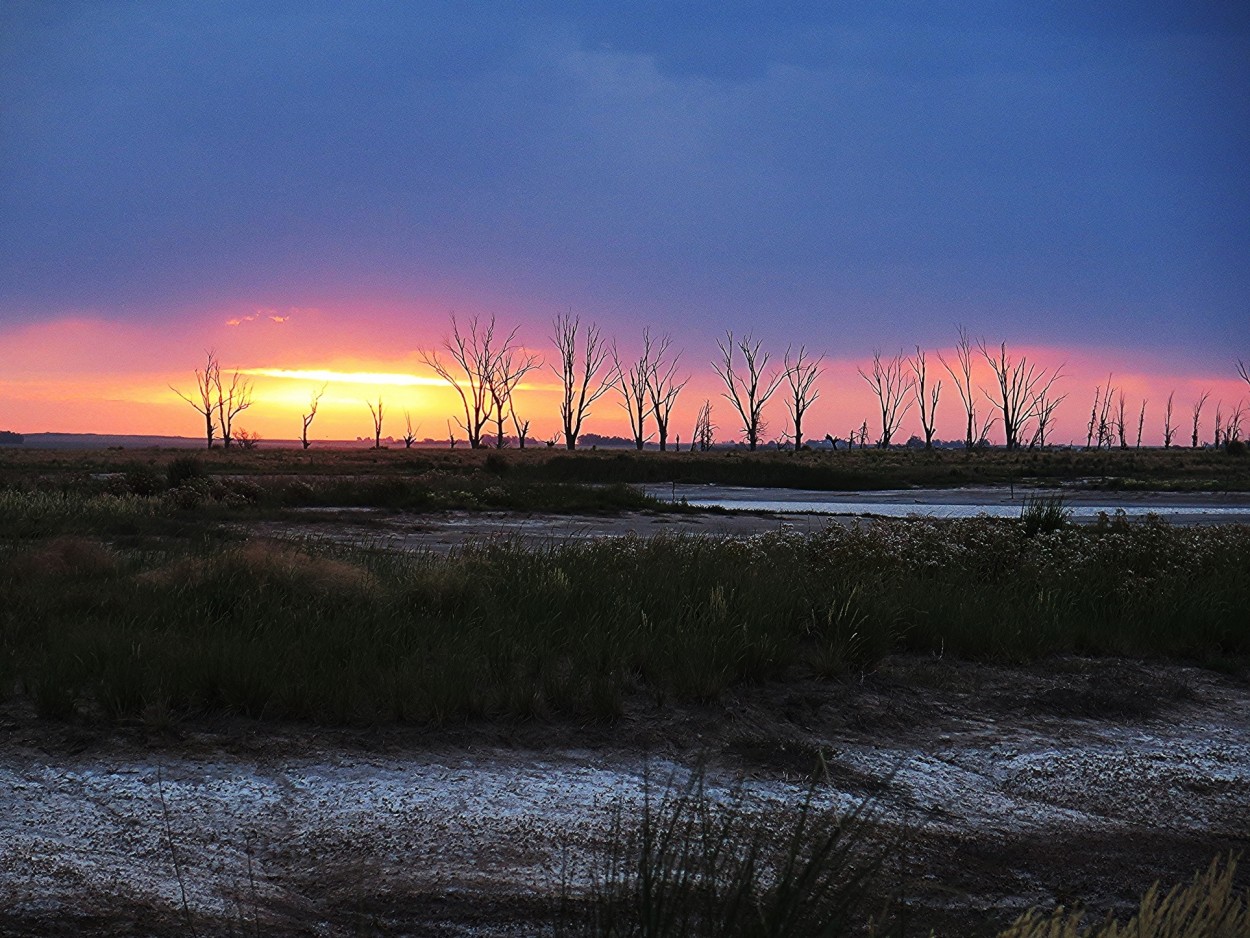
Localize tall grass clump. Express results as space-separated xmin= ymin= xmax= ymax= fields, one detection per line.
xmin=999 ymin=855 xmax=1248 ymax=938
xmin=566 ymin=770 xmax=897 ymax=938
xmin=1020 ymin=494 xmax=1071 ymax=537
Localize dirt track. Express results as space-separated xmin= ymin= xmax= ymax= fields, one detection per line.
xmin=2 ymin=657 xmax=1247 ymax=936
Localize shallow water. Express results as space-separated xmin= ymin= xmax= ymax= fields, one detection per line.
xmin=641 ymin=484 xmax=1250 ymax=523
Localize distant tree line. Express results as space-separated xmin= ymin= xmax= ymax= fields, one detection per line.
xmin=173 ymin=328 xmax=1250 ymax=453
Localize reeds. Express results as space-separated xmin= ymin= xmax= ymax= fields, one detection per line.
xmin=3 ymin=514 xmax=1247 ymax=723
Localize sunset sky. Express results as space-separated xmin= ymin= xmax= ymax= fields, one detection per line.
xmin=2 ymin=2 xmax=1247 ymax=445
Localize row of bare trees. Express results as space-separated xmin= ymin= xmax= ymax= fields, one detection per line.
xmin=174 ymin=335 xmax=1250 ymax=453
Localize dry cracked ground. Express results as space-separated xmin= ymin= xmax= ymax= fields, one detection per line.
xmin=1 ymin=656 xmax=1248 ymax=936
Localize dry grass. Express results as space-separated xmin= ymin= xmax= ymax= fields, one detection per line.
xmin=1000 ymin=856 xmax=1248 ymax=938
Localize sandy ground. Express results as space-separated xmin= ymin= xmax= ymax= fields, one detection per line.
xmin=250 ymin=507 xmax=837 ymax=554
xmin=2 ymin=658 xmax=1247 ymax=936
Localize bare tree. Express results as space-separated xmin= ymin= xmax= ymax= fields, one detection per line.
xmin=646 ymin=335 xmax=687 ymax=452
xmin=1163 ymin=391 xmax=1176 ymax=449
xmin=938 ymin=326 xmax=978 ymax=451
xmin=213 ymin=366 xmax=253 ymax=450
xmin=421 ymin=314 xmax=496 ymax=449
xmin=713 ymin=332 xmax=784 ymax=451
xmin=1114 ymin=391 xmax=1128 ymax=450
xmin=908 ymin=347 xmax=941 ymax=450
xmin=1085 ymin=385 xmax=1100 ymax=449
xmin=171 ymin=350 xmax=221 ymax=449
xmin=978 ymin=340 xmax=1060 ymax=451
xmin=1238 ymin=360 xmax=1250 ymax=391
xmin=301 ymin=383 xmax=326 ymax=450
xmin=692 ymin=399 xmax=716 ymax=451
xmin=975 ymin=412 xmax=998 ymax=448
xmin=500 ymin=346 xmax=543 ymax=449
xmin=1096 ymin=379 xmax=1116 ymax=449
xmin=367 ymin=398 xmax=384 ymax=449
xmin=402 ymin=411 xmax=419 ymax=449
xmin=1213 ymin=400 xmax=1224 ymax=448
xmin=1227 ymin=401 xmax=1245 ymax=443
xmin=859 ymin=349 xmax=913 ymax=448
xmin=783 ymin=345 xmax=823 ymax=450
xmin=612 ymin=332 xmax=657 ymax=450
xmin=551 ymin=312 xmax=612 ymax=450
xmin=1029 ymin=387 xmax=1065 ymax=448
xmin=488 ymin=342 xmax=541 ymax=449
xmin=447 ymin=420 xmax=458 ymax=450
xmin=1191 ymin=391 xmax=1210 ymax=448
xmin=1135 ymin=399 xmax=1147 ymax=449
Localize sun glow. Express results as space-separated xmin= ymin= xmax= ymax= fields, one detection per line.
xmin=243 ymin=368 xmax=446 ymax=388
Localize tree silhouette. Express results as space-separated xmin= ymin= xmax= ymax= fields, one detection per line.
xmin=367 ymin=397 xmax=384 ymax=449
xmin=421 ymin=314 xmax=496 ymax=449
xmin=783 ymin=345 xmax=822 ymax=450
xmin=551 ymin=312 xmax=612 ymax=450
xmin=171 ymin=350 xmax=220 ymax=449
xmin=858 ymin=349 xmax=913 ymax=448
xmin=714 ymin=332 xmax=783 ymax=451
xmin=301 ymin=383 xmax=326 ymax=450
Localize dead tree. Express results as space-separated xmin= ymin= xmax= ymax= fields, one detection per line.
xmin=1191 ymin=391 xmax=1210 ymax=448
xmin=713 ymin=332 xmax=783 ymax=451
xmin=1227 ymin=402 xmax=1245 ymax=443
xmin=171 ymin=350 xmax=221 ymax=449
xmin=421 ymin=314 xmax=496 ymax=449
xmin=1085 ymin=386 xmax=1100 ymax=449
xmin=978 ymin=340 xmax=1060 ymax=451
xmin=213 ymin=366 xmax=253 ymax=450
xmin=692 ymin=399 xmax=716 ymax=451
xmin=646 ymin=335 xmax=687 ymax=452
xmin=1163 ymin=392 xmax=1176 ymax=449
xmin=1114 ymin=391 xmax=1128 ymax=450
xmin=1030 ymin=388 xmax=1065 ymax=448
xmin=612 ymin=332 xmax=657 ymax=450
xmin=402 ymin=411 xmax=419 ymax=448
xmin=301 ymin=383 xmax=326 ymax=449
xmin=1136 ymin=400 xmax=1147 ymax=449
xmin=859 ymin=349 xmax=913 ymax=448
xmin=1213 ymin=401 xmax=1224 ymax=448
xmin=551 ymin=312 xmax=612 ymax=450
xmin=488 ymin=342 xmax=541 ymax=449
xmin=1238 ymin=360 xmax=1250 ymax=391
xmin=367 ymin=397 xmax=384 ymax=449
xmin=783 ymin=345 xmax=823 ymax=450
xmin=1096 ymin=379 xmax=1116 ymax=450
xmin=908 ymin=347 xmax=941 ymax=450
xmin=938 ymin=326 xmax=978 ymax=450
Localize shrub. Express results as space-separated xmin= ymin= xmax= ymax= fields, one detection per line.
xmin=167 ymin=455 xmax=207 ymax=488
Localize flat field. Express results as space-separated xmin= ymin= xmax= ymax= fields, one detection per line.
xmin=1 ymin=446 xmax=1247 ymax=936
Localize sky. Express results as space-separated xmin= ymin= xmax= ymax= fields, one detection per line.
xmin=1 ymin=1 xmax=1247 ymax=444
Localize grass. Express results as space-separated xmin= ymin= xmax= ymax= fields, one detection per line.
xmin=2 ymin=512 xmax=1247 ymax=724
xmin=3 ymin=443 xmax=1249 ymax=497
xmin=563 ymin=769 xmax=899 ymax=937
xmin=1000 ymin=855 xmax=1248 ymax=938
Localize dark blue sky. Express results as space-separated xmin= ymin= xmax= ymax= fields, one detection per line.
xmin=2 ymin=1 xmax=1247 ymax=361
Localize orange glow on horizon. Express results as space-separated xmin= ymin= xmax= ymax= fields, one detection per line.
xmin=1 ymin=314 xmax=1247 ymax=447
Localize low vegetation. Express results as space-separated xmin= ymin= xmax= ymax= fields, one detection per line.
xmin=2 ymin=495 xmax=1246 ymax=724
xmin=2 ymin=443 xmax=1248 ymax=498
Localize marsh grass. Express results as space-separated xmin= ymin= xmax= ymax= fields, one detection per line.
xmin=564 ymin=769 xmax=900 ymax=938
xmin=3 ymin=512 xmax=1248 ymax=724
xmin=999 ymin=855 xmax=1248 ymax=938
